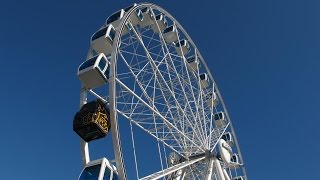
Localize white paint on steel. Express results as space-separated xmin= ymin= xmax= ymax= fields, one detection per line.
xmin=79 ymin=88 xmax=90 ymax=166
xmin=77 ymin=2 xmax=247 ymax=179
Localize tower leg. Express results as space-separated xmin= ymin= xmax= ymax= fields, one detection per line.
xmin=213 ymin=157 xmax=225 ymax=180
xmin=80 ymin=88 xmax=90 ymax=166
xmin=223 ymin=169 xmax=231 ymax=180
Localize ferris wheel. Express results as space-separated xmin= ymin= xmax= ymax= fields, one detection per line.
xmin=73 ymin=2 xmax=247 ymax=180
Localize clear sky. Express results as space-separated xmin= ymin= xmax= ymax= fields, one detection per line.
xmin=0 ymin=0 xmax=319 ymax=179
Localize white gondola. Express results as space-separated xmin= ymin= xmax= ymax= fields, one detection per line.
xmin=232 ymin=176 xmax=245 ymax=180
xmin=213 ymin=111 xmax=226 ymax=128
xmin=205 ymin=91 xmax=219 ymax=107
xmin=78 ymin=158 xmax=118 ymax=180
xmin=229 ymin=154 xmax=241 ymax=169
xmin=105 ymin=9 xmax=132 ymax=35
xmin=140 ymin=7 xmax=154 ymax=27
xmin=221 ymin=132 xmax=234 ymax=146
xmin=131 ymin=9 xmax=144 ymax=25
xmin=91 ymin=24 xmax=116 ymax=55
xmin=186 ymin=55 xmax=199 ymax=71
xmin=78 ymin=53 xmax=110 ymax=89
xmin=163 ymin=24 xmax=178 ymax=43
xmin=151 ymin=14 xmax=168 ymax=33
xmin=105 ymin=4 xmax=142 ymax=29
xmin=199 ymin=73 xmax=210 ymax=88
xmin=106 ymin=9 xmax=125 ymax=28
xmin=123 ymin=3 xmax=143 ymax=26
xmin=175 ymin=39 xmax=190 ymax=56
xmin=231 ymin=154 xmax=240 ymax=164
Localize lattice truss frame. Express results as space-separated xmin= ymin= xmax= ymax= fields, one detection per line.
xmin=114 ymin=22 xmax=226 ymax=157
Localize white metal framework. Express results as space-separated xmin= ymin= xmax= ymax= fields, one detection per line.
xmin=76 ymin=3 xmax=247 ymax=180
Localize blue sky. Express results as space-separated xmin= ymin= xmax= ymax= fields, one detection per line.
xmin=0 ymin=0 xmax=319 ymax=179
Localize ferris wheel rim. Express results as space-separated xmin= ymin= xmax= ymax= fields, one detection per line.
xmin=102 ymin=2 xmax=247 ymax=179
